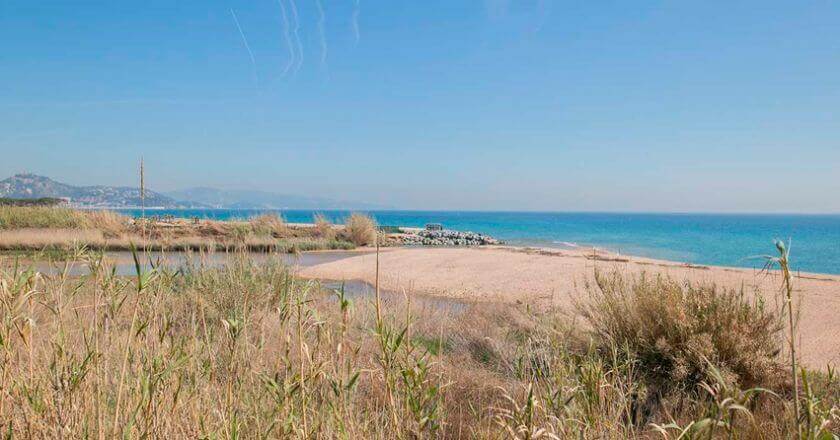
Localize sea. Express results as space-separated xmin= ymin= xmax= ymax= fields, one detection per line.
xmin=116 ymin=209 xmax=840 ymax=275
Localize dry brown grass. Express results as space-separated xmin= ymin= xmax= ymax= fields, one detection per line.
xmin=81 ymin=210 xmax=129 ymax=237
xmin=578 ymin=271 xmax=786 ymax=392
xmin=0 ymin=208 xmax=356 ymax=254
xmin=344 ymin=212 xmax=377 ymax=246
xmin=313 ymin=213 xmax=336 ymax=241
xmin=0 ymin=206 xmax=129 ymax=234
xmin=250 ymin=213 xmax=287 ymax=237
xmin=0 ymin=255 xmax=836 ymax=438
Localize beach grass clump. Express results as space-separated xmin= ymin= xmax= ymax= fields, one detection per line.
xmin=343 ymin=212 xmax=377 ymax=246
xmin=249 ymin=213 xmax=287 ymax=237
xmin=578 ymin=271 xmax=785 ymax=393
xmin=82 ymin=210 xmax=129 ymax=236
xmin=313 ymin=213 xmax=336 ymax=240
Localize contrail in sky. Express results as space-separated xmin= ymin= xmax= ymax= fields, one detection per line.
xmin=315 ymin=0 xmax=328 ymax=71
xmin=230 ymin=9 xmax=258 ymax=85
xmin=351 ymin=0 xmax=360 ymax=45
xmin=288 ymin=0 xmax=304 ymax=76
xmin=278 ymin=0 xmax=295 ymax=78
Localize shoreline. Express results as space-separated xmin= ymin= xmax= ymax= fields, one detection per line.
xmin=503 ymin=244 xmax=840 ymax=281
xmin=56 ymin=208 xmax=840 ymax=275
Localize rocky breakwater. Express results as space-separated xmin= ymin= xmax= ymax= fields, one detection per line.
xmin=401 ymin=229 xmax=502 ymax=246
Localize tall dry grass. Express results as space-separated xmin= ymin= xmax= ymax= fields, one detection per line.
xmin=0 ymin=207 xmax=356 ymax=254
xmin=0 ymin=251 xmax=836 ymax=438
xmin=313 ymin=213 xmax=336 ymax=241
xmin=344 ymin=212 xmax=377 ymax=246
xmin=83 ymin=210 xmax=129 ymax=237
xmin=578 ymin=272 xmax=786 ymax=393
xmin=0 ymin=206 xmax=87 ymax=229
xmin=0 ymin=206 xmax=128 ymax=234
xmin=249 ymin=213 xmax=287 ymax=237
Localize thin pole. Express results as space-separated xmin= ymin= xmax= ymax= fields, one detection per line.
xmin=140 ymin=156 xmax=145 ymax=220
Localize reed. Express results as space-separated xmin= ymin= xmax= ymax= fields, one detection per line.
xmin=344 ymin=212 xmax=377 ymax=246
xmin=0 ymin=247 xmax=836 ymax=438
xmin=0 ymin=207 xmax=355 ymax=254
xmin=250 ymin=213 xmax=288 ymax=237
xmin=313 ymin=213 xmax=336 ymax=241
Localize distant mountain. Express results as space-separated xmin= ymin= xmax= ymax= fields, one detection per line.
xmin=0 ymin=173 xmax=200 ymax=208
xmin=166 ymin=187 xmax=389 ymax=210
xmin=0 ymin=174 xmax=386 ymax=210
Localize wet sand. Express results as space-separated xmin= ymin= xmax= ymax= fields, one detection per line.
xmin=300 ymin=246 xmax=840 ymax=369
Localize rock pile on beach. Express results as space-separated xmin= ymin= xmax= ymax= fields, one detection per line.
xmin=401 ymin=229 xmax=501 ymax=246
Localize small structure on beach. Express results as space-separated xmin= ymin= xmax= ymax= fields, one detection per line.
xmin=425 ymin=223 xmax=443 ymax=231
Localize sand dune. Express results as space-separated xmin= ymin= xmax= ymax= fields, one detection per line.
xmin=300 ymin=246 xmax=840 ymax=369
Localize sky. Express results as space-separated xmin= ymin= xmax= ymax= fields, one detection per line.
xmin=1 ymin=0 xmax=839 ymax=212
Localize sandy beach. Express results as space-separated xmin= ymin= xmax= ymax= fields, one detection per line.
xmin=300 ymin=245 xmax=840 ymax=369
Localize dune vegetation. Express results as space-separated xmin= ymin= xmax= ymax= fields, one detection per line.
xmin=0 ymin=207 xmax=358 ymax=255
xmin=344 ymin=212 xmax=378 ymax=246
xmin=0 ymin=243 xmax=836 ymax=439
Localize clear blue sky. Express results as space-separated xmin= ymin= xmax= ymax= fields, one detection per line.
xmin=1 ymin=1 xmax=838 ymax=212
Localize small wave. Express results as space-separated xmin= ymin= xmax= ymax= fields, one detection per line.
xmin=553 ymin=241 xmax=580 ymax=248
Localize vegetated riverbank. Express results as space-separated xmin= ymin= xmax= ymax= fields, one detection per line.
xmin=0 ymin=207 xmax=367 ymax=254
xmin=1 ymin=249 xmax=837 ymax=438
xmin=0 ymin=207 xmax=503 ymax=256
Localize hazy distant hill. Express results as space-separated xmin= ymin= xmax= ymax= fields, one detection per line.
xmin=0 ymin=173 xmax=198 ymax=208
xmin=0 ymin=174 xmax=387 ymax=210
xmin=166 ymin=187 xmax=389 ymax=210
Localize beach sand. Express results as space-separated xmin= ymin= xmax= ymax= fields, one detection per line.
xmin=300 ymin=246 xmax=840 ymax=369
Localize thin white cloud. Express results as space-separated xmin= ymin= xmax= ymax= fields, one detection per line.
xmin=351 ymin=0 xmax=360 ymax=45
xmin=288 ymin=0 xmax=304 ymax=76
xmin=315 ymin=0 xmax=328 ymax=71
xmin=277 ymin=0 xmax=295 ymax=78
xmin=230 ymin=9 xmax=258 ymax=86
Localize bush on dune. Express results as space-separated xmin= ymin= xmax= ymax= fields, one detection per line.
xmin=577 ymin=271 xmax=786 ymax=393
xmin=249 ymin=213 xmax=287 ymax=237
xmin=344 ymin=212 xmax=377 ymax=246
xmin=313 ymin=213 xmax=336 ymax=240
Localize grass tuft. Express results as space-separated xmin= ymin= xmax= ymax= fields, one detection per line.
xmin=249 ymin=213 xmax=287 ymax=237
xmin=343 ymin=212 xmax=377 ymax=246
xmin=313 ymin=213 xmax=336 ymax=241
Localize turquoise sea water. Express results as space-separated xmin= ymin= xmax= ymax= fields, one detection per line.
xmin=118 ymin=210 xmax=840 ymax=275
